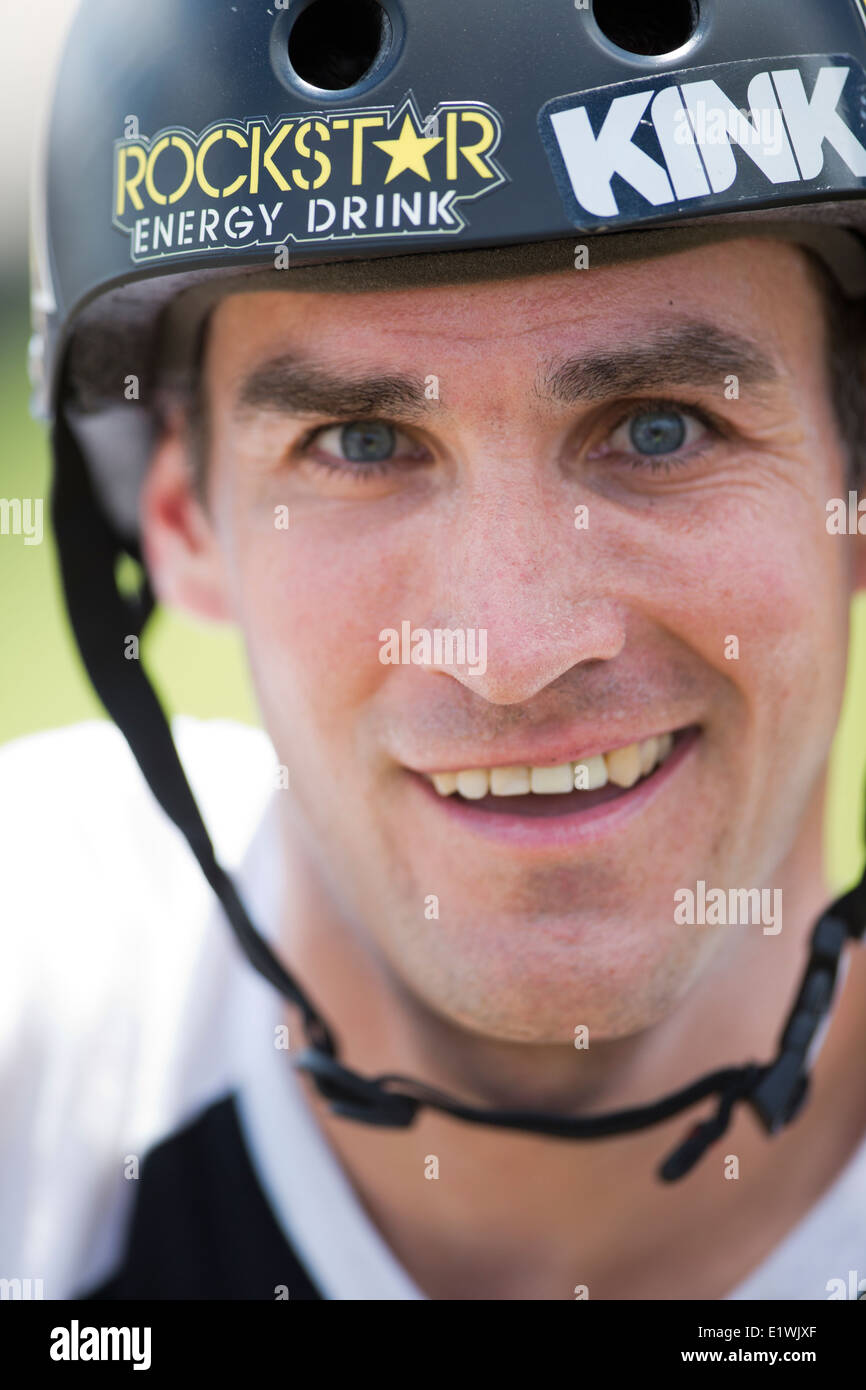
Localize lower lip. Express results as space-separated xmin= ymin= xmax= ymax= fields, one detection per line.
xmin=408 ymin=728 xmax=700 ymax=852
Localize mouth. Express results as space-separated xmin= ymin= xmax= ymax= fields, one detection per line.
xmin=409 ymin=726 xmax=700 ymax=849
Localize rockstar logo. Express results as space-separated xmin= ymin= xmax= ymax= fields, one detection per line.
xmin=114 ymin=97 xmax=507 ymax=261
xmin=373 ymin=112 xmax=443 ymax=183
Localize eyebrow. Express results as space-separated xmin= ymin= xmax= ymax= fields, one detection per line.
xmin=232 ymin=321 xmax=781 ymax=422
xmin=234 ymin=357 xmax=431 ymax=420
xmin=540 ymin=323 xmax=779 ymax=403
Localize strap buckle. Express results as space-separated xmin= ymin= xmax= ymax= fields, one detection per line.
xmin=749 ymin=913 xmax=847 ymax=1132
xmin=293 ymin=1047 xmax=419 ymax=1127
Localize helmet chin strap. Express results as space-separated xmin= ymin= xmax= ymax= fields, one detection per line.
xmin=52 ymin=396 xmax=866 ymax=1183
xmin=292 ymin=893 xmax=865 ymax=1182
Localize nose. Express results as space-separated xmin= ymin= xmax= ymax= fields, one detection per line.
xmin=420 ymin=479 xmax=628 ymax=705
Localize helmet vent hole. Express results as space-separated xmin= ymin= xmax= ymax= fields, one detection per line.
xmin=287 ymin=0 xmax=389 ymax=90
xmin=591 ymin=0 xmax=699 ymax=57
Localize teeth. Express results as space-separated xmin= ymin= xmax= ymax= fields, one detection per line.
xmin=574 ymin=755 xmax=608 ymax=791
xmin=639 ymin=736 xmax=659 ymax=776
xmin=428 ymin=732 xmax=679 ymax=797
xmin=431 ymin=772 xmax=458 ymax=796
xmin=529 ymin=763 xmax=574 ymax=794
xmin=490 ymin=765 xmax=531 ymax=796
xmin=455 ymin=769 xmax=490 ymax=800
xmin=605 ymin=743 xmax=642 ymax=788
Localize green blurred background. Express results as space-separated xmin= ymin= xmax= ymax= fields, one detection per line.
xmin=0 ymin=0 xmax=258 ymax=757
xmin=1 ymin=0 xmax=864 ymax=893
xmin=0 ymin=281 xmax=260 ymax=731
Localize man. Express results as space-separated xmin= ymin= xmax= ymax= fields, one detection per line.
xmin=4 ymin=0 xmax=866 ymax=1302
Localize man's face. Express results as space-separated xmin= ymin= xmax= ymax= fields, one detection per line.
xmin=148 ymin=239 xmax=857 ymax=1043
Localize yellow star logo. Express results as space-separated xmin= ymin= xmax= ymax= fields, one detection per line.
xmin=373 ymin=113 xmax=443 ymax=184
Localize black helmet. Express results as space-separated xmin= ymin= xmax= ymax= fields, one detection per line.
xmin=32 ymin=0 xmax=866 ymax=1179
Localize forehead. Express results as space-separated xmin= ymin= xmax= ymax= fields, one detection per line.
xmin=205 ymin=237 xmax=820 ymax=380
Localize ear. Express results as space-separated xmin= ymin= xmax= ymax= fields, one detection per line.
xmin=139 ymin=413 xmax=232 ymax=623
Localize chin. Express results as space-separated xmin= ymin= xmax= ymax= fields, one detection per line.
xmin=394 ymin=915 xmax=706 ymax=1046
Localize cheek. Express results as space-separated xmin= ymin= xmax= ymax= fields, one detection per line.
xmin=220 ymin=504 xmax=418 ymax=741
xmin=642 ymin=476 xmax=850 ymax=764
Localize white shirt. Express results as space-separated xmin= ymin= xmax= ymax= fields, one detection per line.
xmin=1 ymin=719 xmax=864 ymax=1301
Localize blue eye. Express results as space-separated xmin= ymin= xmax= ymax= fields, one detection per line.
xmin=339 ymin=420 xmax=396 ymax=462
xmin=605 ymin=404 xmax=708 ymax=468
xmin=308 ymin=418 xmax=427 ymax=476
xmin=629 ymin=409 xmax=686 ymax=456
